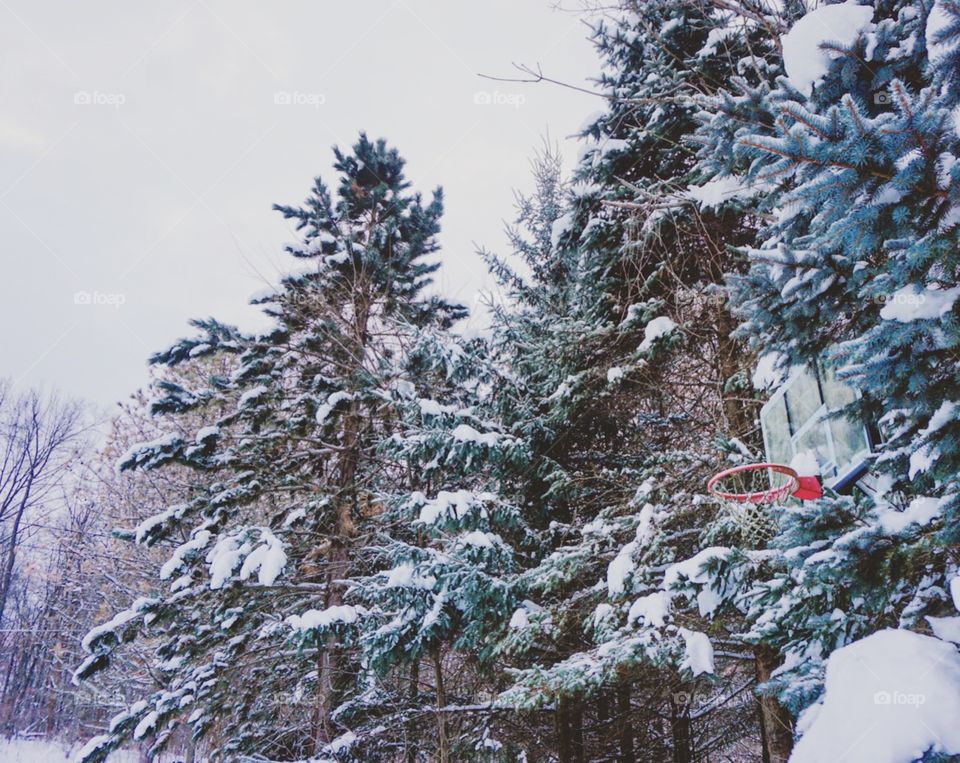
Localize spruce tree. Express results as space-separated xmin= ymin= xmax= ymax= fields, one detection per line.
xmin=334 ymin=326 xmax=532 ymax=760
xmin=74 ymin=134 xmax=465 ymax=762
xmin=476 ymin=0 xmax=778 ymax=748
xmin=688 ymin=0 xmax=960 ymax=757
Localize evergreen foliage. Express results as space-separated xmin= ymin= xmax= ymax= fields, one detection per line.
xmin=71 ymin=2 xmax=960 ymax=761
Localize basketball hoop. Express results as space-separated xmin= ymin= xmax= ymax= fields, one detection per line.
xmin=707 ymin=463 xmax=822 ymax=546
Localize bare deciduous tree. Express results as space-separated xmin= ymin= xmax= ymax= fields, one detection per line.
xmin=0 ymin=381 xmax=85 ymax=627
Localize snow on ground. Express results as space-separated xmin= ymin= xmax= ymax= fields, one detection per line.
xmin=927 ymin=615 xmax=960 ymax=643
xmin=791 ymin=629 xmax=960 ymax=763
xmin=0 ymin=737 xmax=140 ymax=762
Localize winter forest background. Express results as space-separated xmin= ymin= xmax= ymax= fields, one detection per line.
xmin=3 ymin=0 xmax=960 ymax=761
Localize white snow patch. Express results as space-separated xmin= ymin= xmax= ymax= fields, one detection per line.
xmin=790 ymin=450 xmax=821 ymax=476
xmin=926 ymin=400 xmax=958 ymax=433
xmin=593 ymin=602 xmax=614 ymax=626
xmin=791 ymin=630 xmax=960 ymax=763
xmin=238 ymin=529 xmax=287 ymax=586
xmin=927 ymin=0 xmax=959 ymax=61
xmin=206 ymin=535 xmax=248 ymax=590
xmin=909 ymin=446 xmax=937 ymax=479
xmin=238 ymin=385 xmax=268 ymax=409
xmin=422 ymin=591 xmax=447 ymax=631
xmin=509 ymin=608 xmax=530 ymax=629
xmin=879 ymin=284 xmax=960 ymax=322
xmin=116 ymin=432 xmax=181 ymax=473
xmin=385 ymin=562 xmax=436 ymax=589
xmin=662 ymin=547 xmax=730 ymax=617
xmin=782 ymin=3 xmax=875 ymax=96
xmin=0 ymin=738 xmax=117 ymax=763
xmin=753 ymin=351 xmax=788 ymax=390
xmin=687 ymin=176 xmax=756 ymax=208
xmin=628 ymin=591 xmax=671 ymax=628
xmin=416 ymin=489 xmax=493 ymax=525
xmin=419 ymin=398 xmax=454 ymax=417
xmin=391 ymin=379 xmax=416 ymax=399
xmin=194 ymin=425 xmax=219 ymax=444
xmin=660 ymin=17 xmax=682 ymax=35
xmin=638 ymin=316 xmax=677 ymax=352
xmin=678 ymin=628 xmax=715 ymax=676
xmin=550 ymin=211 xmax=574 ymax=249
xmin=287 ymin=605 xmax=362 ymax=631
xmin=927 ymin=615 xmax=960 ymax=643
xmin=698 ymin=25 xmax=738 ymax=57
xmin=459 ymin=530 xmax=500 ymax=548
xmin=607 ymin=544 xmax=636 ymax=597
xmin=662 ymin=547 xmax=729 ymax=590
xmin=876 ymin=496 xmax=940 ymax=534
xmin=634 ymin=503 xmax=656 ymax=546
xmin=132 ymin=710 xmax=158 ymax=741
xmin=325 ymin=730 xmax=357 ymax=755
xmin=606 ymin=510 xmax=657 ymax=597
xmin=316 ymin=390 xmax=353 ymax=425
xmin=134 ymin=504 xmax=182 ymax=544
xmin=160 ymin=530 xmax=210 ymax=580
xmin=606 ymin=366 xmax=624 ymax=384
xmin=451 ymin=424 xmax=502 ymax=446
xmin=81 ymin=597 xmax=155 ymax=652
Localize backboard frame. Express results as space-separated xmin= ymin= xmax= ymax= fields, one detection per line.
xmin=759 ymin=362 xmax=874 ymax=493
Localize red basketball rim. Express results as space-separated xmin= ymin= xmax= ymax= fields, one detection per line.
xmin=707 ymin=462 xmax=800 ymax=504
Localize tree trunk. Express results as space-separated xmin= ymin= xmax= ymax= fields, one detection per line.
xmin=317 ymin=339 xmax=368 ymax=746
xmin=557 ymin=696 xmax=573 ymax=763
xmin=715 ymin=307 xmax=757 ymax=443
xmin=571 ymin=701 xmax=585 ymax=763
xmin=670 ymin=689 xmax=693 ymax=763
xmin=312 ymin=647 xmax=328 ymax=750
xmin=405 ymin=660 xmax=419 ymax=763
xmin=754 ymin=644 xmax=794 ymax=763
xmin=433 ymin=650 xmax=449 ymax=763
xmin=0 ymin=486 xmax=32 ymax=627
xmin=596 ymin=690 xmax=611 ymax=756
xmin=617 ymin=682 xmax=636 ymax=763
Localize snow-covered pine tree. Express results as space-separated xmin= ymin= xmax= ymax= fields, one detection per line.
xmin=688 ymin=0 xmax=960 ymax=758
xmin=328 ymin=326 xmax=533 ymax=760
xmin=73 ymin=134 xmax=466 ymax=762
xmin=476 ymin=3 xmax=777 ymax=748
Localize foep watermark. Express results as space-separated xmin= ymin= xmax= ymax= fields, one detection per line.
xmin=73 ymin=290 xmax=126 ymax=309
xmin=73 ymin=90 xmax=126 ymax=108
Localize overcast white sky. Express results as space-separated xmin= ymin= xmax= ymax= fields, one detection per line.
xmin=0 ymin=1 xmax=601 ymax=408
